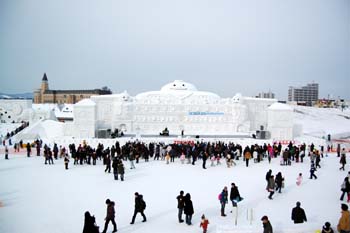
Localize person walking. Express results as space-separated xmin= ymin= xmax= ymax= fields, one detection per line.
xmin=26 ymin=142 xmax=31 ymax=157
xmin=261 ymin=215 xmax=273 ymax=233
xmin=102 ymin=199 xmax=117 ymax=233
xmin=275 ymin=172 xmax=284 ymax=193
xmin=337 ymin=204 xmax=350 ymax=233
xmin=105 ymin=155 xmax=111 ymax=173
xmin=219 ymin=186 xmax=228 ymax=216
xmin=291 ymin=201 xmax=307 ymax=224
xmin=265 ymin=169 xmax=272 ymax=186
xmin=340 ymin=177 xmax=350 ymax=201
xmin=267 ymin=175 xmax=275 ymax=200
xmin=199 ymin=214 xmax=209 ymax=233
xmin=112 ymin=157 xmax=119 ymax=180
xmin=117 ymin=160 xmax=125 ymax=181
xmin=184 ymin=193 xmax=194 ymax=225
xmin=64 ymin=154 xmax=69 ymax=170
xmin=340 ymin=149 xmax=347 ymax=171
xmin=130 ymin=192 xmax=147 ymax=224
xmin=176 ymin=190 xmax=185 ymax=223
xmin=310 ymin=161 xmax=318 ymax=179
xmin=4 ymin=145 xmax=9 ymax=159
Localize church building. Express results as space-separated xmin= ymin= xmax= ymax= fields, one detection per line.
xmin=33 ymin=73 xmax=112 ymax=104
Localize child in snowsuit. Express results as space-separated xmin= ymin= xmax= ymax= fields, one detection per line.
xmin=165 ymin=152 xmax=170 ymax=164
xmin=296 ymin=173 xmax=303 ymax=186
xmin=200 ymin=214 xmax=209 ymax=233
xmin=322 ymin=221 xmax=334 ymax=233
xmin=180 ymin=153 xmax=185 ymax=164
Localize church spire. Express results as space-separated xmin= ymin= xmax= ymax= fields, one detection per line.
xmin=42 ymin=73 xmax=48 ymax=81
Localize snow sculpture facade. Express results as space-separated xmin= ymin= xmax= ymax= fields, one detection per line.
xmin=72 ymin=80 xmax=293 ymax=139
xmin=73 ymin=99 xmax=96 ymax=138
xmin=0 ymin=99 xmax=32 ymax=123
xmin=267 ymin=103 xmax=294 ymax=140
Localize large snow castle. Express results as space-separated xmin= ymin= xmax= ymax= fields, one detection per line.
xmin=72 ymin=80 xmax=293 ymax=140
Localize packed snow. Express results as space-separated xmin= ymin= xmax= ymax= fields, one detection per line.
xmin=0 ymin=145 xmax=347 ymax=233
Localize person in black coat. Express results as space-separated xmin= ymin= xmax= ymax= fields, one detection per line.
xmin=275 ymin=172 xmax=284 ymax=193
xmin=105 ymin=156 xmax=111 ymax=173
xmin=83 ymin=211 xmax=99 ymax=233
xmin=112 ymin=158 xmax=119 ymax=180
xmin=176 ymin=190 xmax=185 ymax=223
xmin=321 ymin=221 xmax=334 ymax=233
xmin=310 ymin=162 xmax=317 ymax=179
xmin=230 ymin=183 xmax=241 ymax=207
xmin=130 ymin=192 xmax=147 ymax=224
xmin=340 ymin=149 xmax=347 ymax=171
xmin=26 ymin=142 xmax=31 ymax=157
xmin=291 ymin=201 xmax=307 ymax=224
xmin=340 ymin=177 xmax=350 ymax=201
xmin=102 ymin=199 xmax=117 ymax=233
xmin=266 ymin=170 xmax=272 ymax=183
xmin=117 ymin=160 xmax=125 ymax=181
xmin=261 ymin=215 xmax=273 ymax=233
xmin=184 ymin=193 xmax=194 ymax=225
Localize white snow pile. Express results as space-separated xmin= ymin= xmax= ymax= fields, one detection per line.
xmin=13 ymin=119 xmax=64 ymax=142
xmin=293 ymin=106 xmax=350 ymax=139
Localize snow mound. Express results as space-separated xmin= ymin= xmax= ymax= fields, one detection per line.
xmin=75 ymin=99 xmax=96 ymax=106
xmin=268 ymin=103 xmax=292 ymax=111
xmin=14 ymin=120 xmax=64 ymax=142
xmin=293 ymin=105 xmax=350 ymax=138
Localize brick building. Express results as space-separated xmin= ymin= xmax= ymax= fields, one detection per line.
xmin=33 ymin=73 xmax=112 ymax=104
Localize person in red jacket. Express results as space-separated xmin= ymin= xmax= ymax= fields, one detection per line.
xmin=200 ymin=214 xmax=209 ymax=233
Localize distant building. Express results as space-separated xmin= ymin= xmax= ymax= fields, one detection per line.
xmin=288 ymin=82 xmax=319 ymax=106
xmin=33 ymin=73 xmax=112 ymax=104
xmin=256 ymin=91 xmax=275 ymax=99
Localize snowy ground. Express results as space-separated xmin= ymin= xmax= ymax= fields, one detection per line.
xmin=0 ymin=149 xmax=346 ymax=233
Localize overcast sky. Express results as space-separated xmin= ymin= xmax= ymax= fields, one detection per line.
xmin=0 ymin=0 xmax=349 ymax=100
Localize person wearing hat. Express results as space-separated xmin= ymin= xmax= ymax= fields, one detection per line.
xmin=321 ymin=221 xmax=334 ymax=233
xmin=291 ymin=201 xmax=307 ymax=224
xmin=261 ymin=215 xmax=273 ymax=233
xmin=337 ymin=203 xmax=350 ymax=233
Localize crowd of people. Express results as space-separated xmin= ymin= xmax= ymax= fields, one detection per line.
xmin=1 ymin=138 xmax=350 ymax=233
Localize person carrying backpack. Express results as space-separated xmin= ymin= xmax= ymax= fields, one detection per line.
xmin=219 ymin=186 xmax=228 ymax=217
xmin=130 ymin=192 xmax=147 ymax=224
